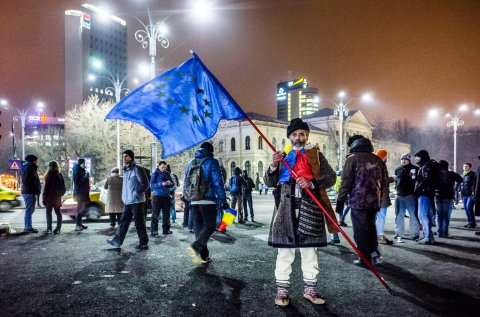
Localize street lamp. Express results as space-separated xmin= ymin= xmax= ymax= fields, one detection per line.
xmin=445 ymin=104 xmax=468 ymax=173
xmin=90 ymin=60 xmax=130 ymax=169
xmin=1 ymin=99 xmax=45 ymax=160
xmin=329 ymin=91 xmax=374 ymax=169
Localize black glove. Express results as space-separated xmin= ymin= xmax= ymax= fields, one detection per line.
xmin=335 ymin=200 xmax=345 ymax=214
xmin=222 ymin=202 xmax=230 ymax=210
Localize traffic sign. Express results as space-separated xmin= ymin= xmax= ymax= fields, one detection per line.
xmin=8 ymin=159 xmax=22 ymax=171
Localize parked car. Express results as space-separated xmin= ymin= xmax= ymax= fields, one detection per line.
xmin=60 ymin=185 xmax=106 ymax=220
xmin=0 ymin=187 xmax=21 ymax=212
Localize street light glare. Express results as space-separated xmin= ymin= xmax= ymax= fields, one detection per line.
xmin=474 ymin=109 xmax=480 ymax=116
xmin=459 ymin=104 xmax=468 ymax=112
xmin=91 ymin=58 xmax=103 ymax=70
xmin=37 ymin=101 xmax=45 ymax=109
xmin=428 ymin=108 xmax=439 ymax=118
xmin=0 ymin=99 xmax=8 ymax=106
xmin=192 ymin=0 xmax=214 ymax=18
xmin=361 ymin=92 xmax=374 ymax=103
xmin=338 ymin=91 xmax=346 ymax=99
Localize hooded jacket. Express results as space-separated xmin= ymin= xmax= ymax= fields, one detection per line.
xmin=183 ymin=148 xmax=227 ymax=205
xmin=150 ymin=168 xmax=173 ymax=197
xmin=436 ymin=162 xmax=463 ymax=199
xmin=460 ymin=170 xmax=476 ymax=197
xmin=394 ymin=163 xmax=419 ymax=197
xmin=21 ymin=162 xmax=41 ymax=195
xmin=122 ymin=161 xmax=149 ymax=205
xmin=413 ymin=150 xmax=438 ymax=198
xmin=337 ymin=138 xmax=388 ymax=210
xmin=72 ymin=163 xmax=90 ymax=203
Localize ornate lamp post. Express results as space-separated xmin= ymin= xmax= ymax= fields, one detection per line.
xmin=445 ymin=104 xmax=468 ymax=173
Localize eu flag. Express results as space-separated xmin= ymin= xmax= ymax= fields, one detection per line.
xmin=105 ymin=52 xmax=246 ymax=158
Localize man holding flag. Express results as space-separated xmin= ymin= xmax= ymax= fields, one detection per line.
xmin=265 ymin=118 xmax=336 ymax=306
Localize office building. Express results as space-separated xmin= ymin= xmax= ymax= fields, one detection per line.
xmin=276 ymin=77 xmax=319 ymax=121
xmin=65 ymin=3 xmax=127 ymax=110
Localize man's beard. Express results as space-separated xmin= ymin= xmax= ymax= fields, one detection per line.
xmin=292 ymin=139 xmax=306 ymax=148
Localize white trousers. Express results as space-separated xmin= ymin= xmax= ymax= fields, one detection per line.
xmin=275 ymin=247 xmax=319 ymax=286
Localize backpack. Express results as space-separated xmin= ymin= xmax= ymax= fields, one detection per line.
xmin=229 ymin=176 xmax=239 ymax=194
xmin=183 ymin=158 xmax=209 ymax=201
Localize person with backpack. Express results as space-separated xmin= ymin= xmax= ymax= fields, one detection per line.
xmin=184 ymin=142 xmax=229 ymax=265
xmin=229 ymin=167 xmax=247 ymax=223
xmin=150 ymin=161 xmax=174 ymax=236
xmin=242 ymin=170 xmax=256 ymax=221
xmin=413 ymin=150 xmax=438 ymax=244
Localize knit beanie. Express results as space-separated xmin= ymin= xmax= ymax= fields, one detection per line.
xmin=375 ymin=149 xmax=388 ymax=161
xmin=24 ymin=154 xmax=38 ymax=163
xmin=200 ymin=142 xmax=214 ymax=153
xmin=122 ymin=149 xmax=135 ymax=160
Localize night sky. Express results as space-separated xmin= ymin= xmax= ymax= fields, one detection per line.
xmin=1 ymin=0 xmax=480 ymax=144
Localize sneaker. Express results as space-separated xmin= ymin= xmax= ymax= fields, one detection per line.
xmin=24 ymin=228 xmax=38 ymax=233
xmin=416 ymin=238 xmax=434 ymax=245
xmin=303 ymin=286 xmax=326 ymax=305
xmin=339 ymin=221 xmax=348 ymax=227
xmin=43 ymin=229 xmax=52 ymax=234
xmin=251 ymin=218 xmax=255 ymax=222
xmin=151 ymin=231 xmax=158 ymax=237
xmin=75 ymin=226 xmax=83 ymax=232
xmin=244 ymin=218 xmax=248 ymax=222
xmin=330 ymin=233 xmax=340 ymax=244
xmin=412 ymin=235 xmax=420 ymax=241
xmin=274 ymin=287 xmax=290 ymax=306
xmin=163 ymin=230 xmax=173 ymax=235
xmin=106 ymin=239 xmax=121 ymax=248
xmin=373 ymin=255 xmax=384 ymax=264
xmin=203 ymin=256 xmax=213 ymax=263
xmin=377 ymin=235 xmax=393 ymax=245
xmin=465 ymin=224 xmax=476 ymax=228
xmin=353 ymin=259 xmax=369 ymax=269
xmin=81 ymin=225 xmax=88 ymax=230
xmin=186 ymin=247 xmax=207 ymax=266
xmin=135 ymin=244 xmax=149 ymax=250
xmin=189 ymin=229 xmax=194 ymax=233
xmin=53 ymin=229 xmax=60 ymax=235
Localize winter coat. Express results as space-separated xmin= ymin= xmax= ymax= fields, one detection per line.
xmin=337 ymin=138 xmax=388 ymax=210
xmin=122 ymin=161 xmax=148 ymax=205
xmin=436 ymin=169 xmax=463 ymax=200
xmin=380 ymin=163 xmax=394 ymax=208
xmin=243 ymin=176 xmax=256 ymax=195
xmin=264 ymin=145 xmax=336 ymax=248
xmin=150 ymin=168 xmax=173 ymax=197
xmin=21 ymin=162 xmax=41 ymax=195
xmin=394 ymin=163 xmax=419 ymax=197
xmin=72 ymin=163 xmax=90 ymax=203
xmin=42 ymin=170 xmax=66 ymax=209
xmin=414 ymin=159 xmax=438 ymax=198
xmin=460 ymin=171 xmax=476 ymax=197
xmin=104 ymin=174 xmax=124 ymax=213
xmin=183 ymin=148 xmax=227 ymax=205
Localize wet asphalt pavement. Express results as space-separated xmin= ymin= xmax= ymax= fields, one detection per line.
xmin=0 ymin=194 xmax=479 ymax=317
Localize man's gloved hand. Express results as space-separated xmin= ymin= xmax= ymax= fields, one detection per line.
xmin=222 ymin=202 xmax=230 ymax=210
xmin=335 ymin=200 xmax=345 ymax=214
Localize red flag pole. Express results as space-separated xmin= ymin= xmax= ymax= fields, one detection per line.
xmin=243 ymin=116 xmax=395 ymax=296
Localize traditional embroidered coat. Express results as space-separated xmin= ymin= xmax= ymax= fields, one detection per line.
xmin=264 ymin=144 xmax=337 ymax=248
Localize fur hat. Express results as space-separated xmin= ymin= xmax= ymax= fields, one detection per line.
xmin=122 ymin=149 xmax=135 ymax=160
xmin=200 ymin=141 xmax=214 ymax=153
xmin=375 ymin=149 xmax=388 ymax=160
xmin=24 ymin=154 xmax=38 ymax=163
xmin=287 ymin=118 xmax=310 ymax=137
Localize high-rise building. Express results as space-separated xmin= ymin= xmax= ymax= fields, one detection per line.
xmin=276 ymin=77 xmax=319 ymax=122
xmin=64 ymin=3 xmax=127 ymax=110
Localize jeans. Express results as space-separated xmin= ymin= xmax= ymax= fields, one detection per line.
xmin=190 ymin=204 xmax=217 ymax=260
xmin=23 ymin=194 xmax=36 ymax=230
xmin=151 ymin=195 xmax=171 ymax=234
xmin=375 ymin=207 xmax=387 ymax=235
xmin=112 ymin=203 xmax=148 ymax=246
xmin=46 ymin=206 xmax=62 ymax=231
xmin=435 ymin=198 xmax=453 ymax=237
xmin=350 ymin=208 xmax=378 ymax=264
xmin=75 ymin=201 xmax=87 ymax=226
xmin=183 ymin=201 xmax=193 ymax=230
xmin=339 ymin=205 xmax=351 ymax=223
xmin=243 ymin=193 xmax=254 ymax=219
xmin=231 ymin=194 xmax=244 ymax=221
xmin=216 ymin=199 xmax=223 ymax=225
xmin=418 ymin=196 xmax=434 ymax=241
xmin=109 ymin=213 xmax=121 ymax=227
xmin=462 ymin=196 xmax=476 ymax=225
xmin=170 ymin=194 xmax=176 ymax=222
xmin=275 ymin=248 xmax=318 ymax=286
xmin=395 ymin=195 xmax=419 ymax=238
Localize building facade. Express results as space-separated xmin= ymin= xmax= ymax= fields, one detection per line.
xmin=65 ymin=3 xmax=127 ymax=111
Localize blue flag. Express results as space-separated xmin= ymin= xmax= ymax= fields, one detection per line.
xmin=105 ymin=52 xmax=246 ymax=158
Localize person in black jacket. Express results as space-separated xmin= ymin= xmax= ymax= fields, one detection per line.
xmin=393 ymin=153 xmax=420 ymax=242
xmin=435 ymin=160 xmax=463 ymax=237
xmin=21 ymin=154 xmax=41 ymax=233
xmin=413 ymin=150 xmax=437 ymax=244
xmin=42 ymin=161 xmax=66 ymax=234
xmin=242 ymin=170 xmax=256 ymax=221
xmin=73 ymin=158 xmax=90 ymax=232
xmin=460 ymin=162 xmax=477 ymax=228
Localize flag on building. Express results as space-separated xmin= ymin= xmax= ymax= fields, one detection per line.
xmin=105 ymin=52 xmax=246 ymax=157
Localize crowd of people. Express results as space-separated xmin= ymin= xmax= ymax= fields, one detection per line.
xmin=18 ymin=117 xmax=479 ymax=308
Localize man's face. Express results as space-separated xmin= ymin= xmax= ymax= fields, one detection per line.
xmin=414 ymin=156 xmax=421 ymax=164
xmin=122 ymin=154 xmax=132 ymax=164
xmin=289 ymin=129 xmax=308 ymax=148
xmin=159 ymin=163 xmax=167 ymax=172
xmin=463 ymin=164 xmax=471 ymax=172
xmin=401 ymin=158 xmax=409 ymax=166
xmin=33 ymin=160 xmax=38 ymax=166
